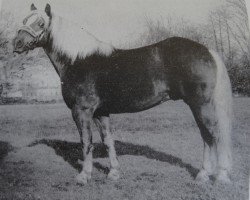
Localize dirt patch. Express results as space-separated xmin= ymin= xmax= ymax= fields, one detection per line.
xmin=0 ymin=141 xmax=13 ymax=160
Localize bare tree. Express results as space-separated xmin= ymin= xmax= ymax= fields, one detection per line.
xmin=226 ymin=0 xmax=250 ymax=60
xmin=209 ymin=8 xmax=236 ymax=62
xmin=137 ymin=16 xmax=210 ymax=48
xmin=134 ymin=16 xmax=174 ymax=47
xmin=209 ymin=15 xmax=220 ymax=52
xmin=0 ymin=11 xmax=31 ymax=97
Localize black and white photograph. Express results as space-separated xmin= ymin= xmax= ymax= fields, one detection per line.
xmin=0 ymin=0 xmax=249 ymax=199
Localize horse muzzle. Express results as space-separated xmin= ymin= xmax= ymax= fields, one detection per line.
xmin=13 ymin=39 xmax=23 ymax=54
xmin=13 ymin=40 xmax=29 ymax=55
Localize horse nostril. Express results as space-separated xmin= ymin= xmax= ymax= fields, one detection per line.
xmin=16 ymin=40 xmax=23 ymax=48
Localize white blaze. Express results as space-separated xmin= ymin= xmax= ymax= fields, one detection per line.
xmin=25 ymin=14 xmax=39 ymax=26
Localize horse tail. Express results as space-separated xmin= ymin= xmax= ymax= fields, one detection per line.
xmin=209 ymin=49 xmax=233 ymax=171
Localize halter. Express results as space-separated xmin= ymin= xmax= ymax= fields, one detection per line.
xmin=18 ymin=13 xmax=46 ymax=43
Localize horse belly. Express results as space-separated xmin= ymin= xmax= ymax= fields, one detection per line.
xmin=104 ymin=79 xmax=170 ymax=113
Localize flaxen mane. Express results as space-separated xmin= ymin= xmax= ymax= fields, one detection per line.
xmin=48 ymin=14 xmax=114 ymax=63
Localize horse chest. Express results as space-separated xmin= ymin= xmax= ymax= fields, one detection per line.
xmin=61 ymin=78 xmax=99 ymax=109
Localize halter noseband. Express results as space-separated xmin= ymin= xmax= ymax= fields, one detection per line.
xmin=18 ymin=13 xmax=46 ymax=44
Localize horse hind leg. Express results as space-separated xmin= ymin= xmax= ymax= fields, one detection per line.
xmin=187 ymin=50 xmax=232 ymax=183
xmin=191 ymin=98 xmax=232 ymax=183
xmin=190 ymin=103 xmax=219 ymax=182
xmin=198 ymin=143 xmax=217 ymax=182
xmin=94 ymin=116 xmax=120 ymax=180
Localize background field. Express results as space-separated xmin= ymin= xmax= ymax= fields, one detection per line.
xmin=0 ymin=98 xmax=249 ymax=200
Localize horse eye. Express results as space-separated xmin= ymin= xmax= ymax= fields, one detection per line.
xmin=40 ymin=23 xmax=45 ymax=28
xmin=23 ymin=19 xmax=27 ymax=25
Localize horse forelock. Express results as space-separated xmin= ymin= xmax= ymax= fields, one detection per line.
xmin=24 ymin=10 xmax=50 ymax=27
xmin=47 ymin=14 xmax=114 ymax=64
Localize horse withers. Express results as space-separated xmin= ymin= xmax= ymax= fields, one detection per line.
xmin=13 ymin=4 xmax=233 ymax=185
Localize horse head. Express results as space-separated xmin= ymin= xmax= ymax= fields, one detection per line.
xmin=13 ymin=3 xmax=52 ymax=54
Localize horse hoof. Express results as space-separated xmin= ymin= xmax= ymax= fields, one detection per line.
xmin=216 ymin=170 xmax=231 ymax=184
xmin=195 ymin=170 xmax=210 ymax=182
xmin=76 ymin=172 xmax=91 ymax=185
xmin=108 ymin=169 xmax=120 ymax=181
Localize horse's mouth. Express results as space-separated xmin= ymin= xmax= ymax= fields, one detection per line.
xmin=13 ymin=49 xmax=29 ymax=55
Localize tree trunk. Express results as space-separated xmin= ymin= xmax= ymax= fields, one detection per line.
xmin=225 ymin=20 xmax=232 ymax=67
xmin=218 ymin=16 xmax=225 ymax=59
xmin=210 ymin=16 xmax=219 ymax=52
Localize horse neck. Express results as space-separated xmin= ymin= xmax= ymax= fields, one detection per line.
xmin=43 ymin=14 xmax=114 ymax=78
xmin=43 ymin=48 xmax=66 ymax=78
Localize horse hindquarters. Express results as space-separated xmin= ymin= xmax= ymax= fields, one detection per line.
xmin=185 ymin=50 xmax=232 ymax=183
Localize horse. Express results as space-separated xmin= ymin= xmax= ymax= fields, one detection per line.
xmin=13 ymin=4 xmax=233 ymax=185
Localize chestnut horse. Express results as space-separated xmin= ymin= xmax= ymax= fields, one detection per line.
xmin=13 ymin=4 xmax=233 ymax=184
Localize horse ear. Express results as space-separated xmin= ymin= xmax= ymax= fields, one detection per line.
xmin=45 ymin=3 xmax=52 ymax=17
xmin=31 ymin=3 xmax=37 ymax=11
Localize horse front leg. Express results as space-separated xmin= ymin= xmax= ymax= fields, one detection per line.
xmin=94 ymin=116 xmax=120 ymax=180
xmin=72 ymin=106 xmax=94 ymax=184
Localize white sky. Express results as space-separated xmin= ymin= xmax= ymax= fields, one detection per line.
xmin=247 ymin=0 xmax=250 ymax=29
xmin=1 ymin=0 xmax=227 ymax=47
xmin=0 ymin=0 xmax=2 ymax=14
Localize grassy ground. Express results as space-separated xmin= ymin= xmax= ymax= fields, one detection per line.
xmin=0 ymin=98 xmax=249 ymax=200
